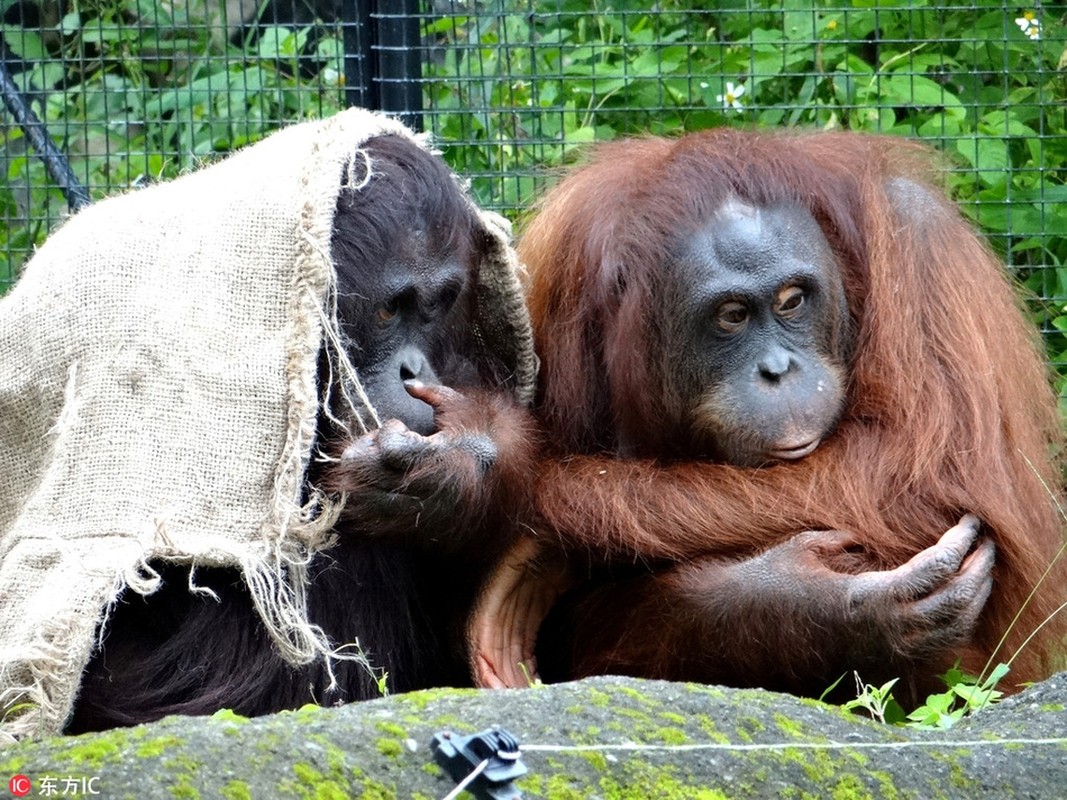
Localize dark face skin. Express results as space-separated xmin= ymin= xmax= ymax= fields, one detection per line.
xmin=663 ymin=198 xmax=849 ymax=466
xmin=336 ymin=232 xmax=474 ymax=436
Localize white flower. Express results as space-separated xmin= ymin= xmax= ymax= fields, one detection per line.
xmin=716 ymin=81 xmax=746 ymax=112
xmin=1015 ymin=11 xmax=1041 ymax=40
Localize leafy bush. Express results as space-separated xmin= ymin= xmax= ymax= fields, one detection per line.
xmin=2 ymin=1 xmax=1064 ymax=391
xmin=0 ymin=0 xmax=345 ymax=275
xmin=420 ymin=0 xmax=1067 ymax=394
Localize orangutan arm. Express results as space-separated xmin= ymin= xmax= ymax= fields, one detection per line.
xmin=534 ymin=452 xmax=831 ymax=562
xmin=542 ymin=518 xmax=994 ymax=697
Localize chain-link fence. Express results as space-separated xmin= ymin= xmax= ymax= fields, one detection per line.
xmin=2 ymin=1 xmax=1065 ymax=374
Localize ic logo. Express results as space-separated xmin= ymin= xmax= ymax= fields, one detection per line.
xmin=8 ymin=774 xmax=31 ymax=797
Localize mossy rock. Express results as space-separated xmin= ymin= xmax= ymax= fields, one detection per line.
xmin=3 ymin=674 xmax=1066 ymax=799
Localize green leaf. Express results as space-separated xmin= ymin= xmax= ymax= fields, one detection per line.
xmin=60 ymin=11 xmax=81 ymax=35
xmin=955 ymin=136 xmax=1010 ymax=187
xmin=0 ymin=26 xmax=46 ymax=60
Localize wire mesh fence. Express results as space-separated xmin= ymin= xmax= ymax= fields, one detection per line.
xmin=1 ymin=1 xmax=1065 ymax=376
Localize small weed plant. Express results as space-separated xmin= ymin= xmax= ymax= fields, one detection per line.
xmin=838 ymin=662 xmax=1010 ymax=730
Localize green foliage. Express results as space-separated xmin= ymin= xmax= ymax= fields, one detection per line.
xmin=0 ymin=0 xmax=344 ymax=269
xmin=841 ymin=663 xmax=1009 ymax=730
xmin=2 ymin=1 xmax=1064 ymax=387
xmin=422 ymin=1 xmax=1067 ymax=388
xmin=374 ymin=669 xmax=390 ymax=698
xmin=839 ymin=674 xmax=906 ymax=726
xmin=905 ymin=663 xmax=1008 ymax=729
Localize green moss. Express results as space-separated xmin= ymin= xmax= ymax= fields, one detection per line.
xmin=375 ymin=738 xmax=404 ymax=759
xmin=615 ymin=684 xmax=654 ymax=705
xmin=135 ymin=735 xmax=182 ymax=759
xmin=585 ymin=687 xmax=613 ymax=708
xmin=738 ymin=715 xmax=766 ymax=734
xmin=614 ymin=707 xmax=649 ymax=724
xmin=775 ymin=745 xmax=852 ymax=786
xmin=518 ymin=773 xmax=544 ymax=795
xmin=774 ymin=712 xmax=815 ymax=741
xmin=846 ymin=750 xmax=869 ymax=769
xmin=692 ymin=714 xmax=731 ymax=744
xmin=357 ymin=776 xmax=397 ymax=799
xmin=375 ymin=721 xmax=408 ymax=737
xmin=831 ymin=773 xmax=873 ymax=800
xmin=372 ymin=722 xmax=412 ymax=761
xmin=869 ymin=770 xmax=904 ymax=800
xmin=576 ymin=750 xmax=610 ymax=771
xmin=733 ymin=714 xmax=765 ymax=743
xmin=210 ymin=709 xmax=250 ymax=725
xmin=396 ymin=686 xmax=479 ymax=713
xmin=254 ymin=729 xmax=287 ymax=755
xmin=151 ymin=751 xmax=210 ymax=800
xmin=598 ymin=762 xmax=728 ymax=800
xmin=543 ymin=773 xmax=585 ymax=799
xmin=289 ymin=755 xmax=363 ymax=800
xmin=318 ymin=787 xmax=351 ymax=800
xmin=420 ymin=762 xmax=444 ymax=778
xmin=66 ymin=735 xmax=124 ymax=768
xmin=1039 ymin=703 xmax=1065 ymax=712
xmin=168 ymin=782 xmax=200 ymax=800
xmin=682 ymin=681 xmax=728 ymax=701
xmin=945 ymin=754 xmax=979 ymax=791
xmin=652 ymin=727 xmax=689 ymax=746
xmin=293 ymin=763 xmax=324 ymax=787
xmin=220 ymin=781 xmax=253 ymax=800
xmin=319 ymin=738 xmax=356 ymax=780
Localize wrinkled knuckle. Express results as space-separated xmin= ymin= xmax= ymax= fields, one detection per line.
xmin=924 ymin=551 xmax=960 ymax=580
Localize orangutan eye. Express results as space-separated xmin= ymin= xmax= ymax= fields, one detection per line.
xmin=775 ymin=286 xmax=806 ymax=317
xmin=377 ymin=300 xmax=399 ymax=323
xmin=716 ymin=301 xmax=749 ymax=333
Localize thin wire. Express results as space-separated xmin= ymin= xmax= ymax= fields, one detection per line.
xmin=520 ymin=734 xmax=1067 ymax=754
xmin=440 ymin=757 xmax=489 ymax=800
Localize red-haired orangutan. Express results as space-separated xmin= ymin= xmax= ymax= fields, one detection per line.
xmin=471 ymin=129 xmax=1067 ymax=706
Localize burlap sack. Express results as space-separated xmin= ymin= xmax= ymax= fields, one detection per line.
xmin=0 ymin=107 xmax=536 ymax=741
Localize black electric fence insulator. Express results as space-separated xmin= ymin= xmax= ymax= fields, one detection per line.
xmin=430 ymin=726 xmax=527 ymax=800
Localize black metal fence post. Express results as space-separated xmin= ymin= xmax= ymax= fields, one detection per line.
xmin=343 ymin=0 xmax=423 ymax=131
xmin=343 ymin=0 xmax=373 ymax=110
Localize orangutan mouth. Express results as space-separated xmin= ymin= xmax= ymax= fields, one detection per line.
xmin=766 ymin=437 xmax=820 ymax=461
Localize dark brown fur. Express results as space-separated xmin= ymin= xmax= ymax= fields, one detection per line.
xmin=68 ymin=136 xmax=537 ymax=732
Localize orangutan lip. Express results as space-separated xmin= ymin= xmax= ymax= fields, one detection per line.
xmin=767 ymin=438 xmax=820 ymax=460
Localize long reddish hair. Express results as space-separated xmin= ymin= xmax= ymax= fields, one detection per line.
xmin=520 ymin=128 xmax=1067 ymax=685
